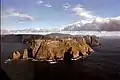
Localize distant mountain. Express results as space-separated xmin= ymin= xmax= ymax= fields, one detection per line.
xmin=5 ymin=28 xmax=61 ymax=34
xmin=46 ymin=33 xmax=72 ymax=38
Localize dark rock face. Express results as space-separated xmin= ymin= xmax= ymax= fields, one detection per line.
xmin=91 ymin=36 xmax=100 ymax=46
xmin=27 ymin=48 xmax=33 ymax=58
xmin=84 ymin=35 xmax=100 ymax=46
xmin=64 ymin=47 xmax=73 ymax=61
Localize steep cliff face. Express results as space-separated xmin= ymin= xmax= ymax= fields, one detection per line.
xmin=84 ymin=35 xmax=100 ymax=46
xmin=30 ymin=37 xmax=94 ymax=60
xmin=11 ymin=35 xmax=99 ymax=61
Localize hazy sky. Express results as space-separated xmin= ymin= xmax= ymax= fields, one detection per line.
xmin=1 ymin=0 xmax=120 ymax=30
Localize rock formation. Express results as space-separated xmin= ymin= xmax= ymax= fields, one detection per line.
xmin=84 ymin=35 xmax=100 ymax=46
xmin=10 ymin=35 xmax=100 ymax=61
xmin=23 ymin=49 xmax=28 ymax=59
xmin=12 ymin=51 xmax=21 ymax=60
xmin=33 ymin=37 xmax=94 ymax=60
xmin=91 ymin=36 xmax=100 ymax=46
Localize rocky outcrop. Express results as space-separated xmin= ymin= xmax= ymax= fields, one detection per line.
xmin=91 ymin=36 xmax=100 ymax=46
xmin=84 ymin=35 xmax=100 ymax=46
xmin=12 ymin=48 xmax=33 ymax=60
xmin=12 ymin=51 xmax=21 ymax=60
xmin=10 ymin=35 xmax=100 ymax=61
xmin=23 ymin=49 xmax=28 ymax=59
xmin=33 ymin=38 xmax=94 ymax=60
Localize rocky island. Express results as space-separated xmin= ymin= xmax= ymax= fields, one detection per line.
xmin=3 ymin=33 xmax=100 ymax=63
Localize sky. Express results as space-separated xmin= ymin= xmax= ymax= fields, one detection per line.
xmin=1 ymin=0 xmax=120 ymax=30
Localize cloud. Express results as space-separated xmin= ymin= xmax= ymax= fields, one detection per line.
xmin=44 ymin=3 xmax=52 ymax=7
xmin=1 ymin=8 xmax=35 ymax=21
xmin=72 ymin=4 xmax=96 ymax=19
xmin=36 ymin=0 xmax=52 ymax=8
xmin=10 ymin=12 xmax=35 ymax=21
xmin=64 ymin=4 xmax=119 ymax=31
xmin=36 ymin=0 xmax=44 ymax=4
xmin=63 ymin=3 xmax=71 ymax=10
xmin=106 ymin=16 xmax=120 ymax=20
xmin=61 ymin=16 xmax=120 ymax=31
xmin=99 ymin=17 xmax=120 ymax=31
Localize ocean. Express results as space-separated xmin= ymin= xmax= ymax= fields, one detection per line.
xmin=1 ymin=36 xmax=120 ymax=80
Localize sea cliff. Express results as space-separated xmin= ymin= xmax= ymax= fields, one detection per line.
xmin=6 ymin=34 xmax=100 ymax=61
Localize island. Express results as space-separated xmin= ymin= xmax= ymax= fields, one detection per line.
xmin=2 ymin=33 xmax=100 ymax=63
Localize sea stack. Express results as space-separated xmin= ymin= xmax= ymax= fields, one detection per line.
xmin=23 ymin=49 xmax=28 ymax=59
xmin=12 ymin=51 xmax=21 ymax=60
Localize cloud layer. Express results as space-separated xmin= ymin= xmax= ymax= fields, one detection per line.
xmin=63 ymin=3 xmax=71 ymax=10
xmin=44 ymin=3 xmax=52 ymax=7
xmin=72 ymin=4 xmax=96 ymax=19
xmin=36 ymin=0 xmax=44 ymax=4
xmin=36 ymin=0 xmax=52 ymax=8
xmin=2 ymin=8 xmax=35 ymax=21
xmin=60 ymin=3 xmax=120 ymax=31
xmin=2 ymin=1 xmax=120 ymax=31
xmin=61 ymin=16 xmax=120 ymax=31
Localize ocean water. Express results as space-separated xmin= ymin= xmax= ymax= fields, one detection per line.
xmin=1 ymin=37 xmax=120 ymax=80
